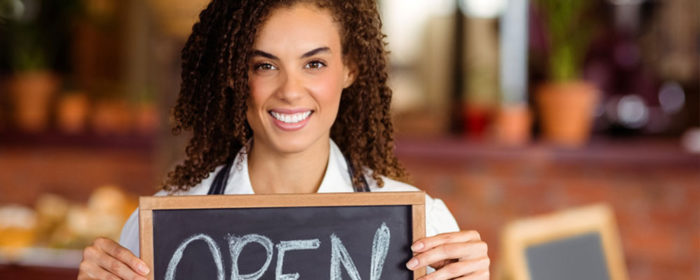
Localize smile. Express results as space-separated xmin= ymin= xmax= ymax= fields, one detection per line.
xmin=270 ymin=111 xmax=312 ymax=124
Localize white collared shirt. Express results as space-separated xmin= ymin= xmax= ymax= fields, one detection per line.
xmin=119 ymin=139 xmax=460 ymax=257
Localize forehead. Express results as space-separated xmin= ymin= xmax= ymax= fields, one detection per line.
xmin=253 ymin=4 xmax=342 ymax=53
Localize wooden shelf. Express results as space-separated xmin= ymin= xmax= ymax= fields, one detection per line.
xmin=0 ymin=264 xmax=77 ymax=280
xmin=0 ymin=130 xmax=156 ymax=151
xmin=395 ymin=136 xmax=700 ymax=166
xmin=0 ymin=248 xmax=81 ymax=280
xmin=0 ymin=248 xmax=82 ymax=269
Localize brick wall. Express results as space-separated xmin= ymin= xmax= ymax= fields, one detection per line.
xmin=1 ymin=138 xmax=697 ymax=279
xmin=0 ymin=146 xmax=157 ymax=206
xmin=396 ymin=138 xmax=699 ymax=280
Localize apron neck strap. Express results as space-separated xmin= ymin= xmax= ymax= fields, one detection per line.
xmin=208 ymin=155 xmax=370 ymax=195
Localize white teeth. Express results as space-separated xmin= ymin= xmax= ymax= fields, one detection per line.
xmin=271 ymin=111 xmax=311 ymax=124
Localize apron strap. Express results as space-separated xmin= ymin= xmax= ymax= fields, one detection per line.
xmin=346 ymin=157 xmax=370 ymax=192
xmin=207 ymin=160 xmax=233 ymax=195
xmin=207 ymin=155 xmax=370 ymax=195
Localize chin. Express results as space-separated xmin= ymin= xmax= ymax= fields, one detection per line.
xmin=269 ymin=136 xmax=319 ymax=154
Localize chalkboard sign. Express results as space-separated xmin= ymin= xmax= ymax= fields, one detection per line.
xmin=139 ymin=192 xmax=426 ymax=280
xmin=525 ymin=232 xmax=609 ymax=280
xmin=501 ymin=204 xmax=628 ymax=280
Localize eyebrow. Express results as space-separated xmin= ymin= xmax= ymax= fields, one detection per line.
xmin=301 ymin=47 xmax=330 ymax=58
xmin=251 ymin=47 xmax=331 ymax=60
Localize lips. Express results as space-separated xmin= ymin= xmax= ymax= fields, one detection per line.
xmin=268 ymin=109 xmax=313 ymax=131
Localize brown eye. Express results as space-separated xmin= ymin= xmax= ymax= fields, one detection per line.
xmin=255 ymin=63 xmax=277 ymax=71
xmin=304 ymin=61 xmax=326 ymax=70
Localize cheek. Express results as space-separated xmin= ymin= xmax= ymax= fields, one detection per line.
xmin=309 ymin=68 xmax=345 ymax=108
xmin=246 ymin=77 xmax=269 ymax=125
xmin=247 ymin=77 xmax=269 ymax=110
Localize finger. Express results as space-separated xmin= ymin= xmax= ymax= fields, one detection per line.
xmin=454 ymin=269 xmax=490 ymax=280
xmin=95 ymin=253 xmax=148 ymax=280
xmin=78 ymin=260 xmax=121 ymax=280
xmin=412 ymin=230 xmax=481 ymax=253
xmin=428 ymin=259 xmax=456 ymax=271
xmin=417 ymin=258 xmax=489 ymax=280
xmin=407 ymin=241 xmax=487 ymax=270
xmin=96 ymin=237 xmax=151 ymax=276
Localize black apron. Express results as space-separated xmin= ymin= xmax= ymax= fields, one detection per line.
xmin=207 ymin=156 xmax=370 ymax=194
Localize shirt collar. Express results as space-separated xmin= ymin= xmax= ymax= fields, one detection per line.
xmin=224 ymin=139 xmax=354 ymax=194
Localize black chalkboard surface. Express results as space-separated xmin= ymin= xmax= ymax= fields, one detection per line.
xmin=139 ymin=192 xmax=426 ymax=280
xmin=501 ymin=204 xmax=629 ymax=280
xmin=526 ymin=232 xmax=609 ymax=280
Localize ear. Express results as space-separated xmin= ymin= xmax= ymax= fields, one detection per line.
xmin=342 ymin=61 xmax=357 ymax=89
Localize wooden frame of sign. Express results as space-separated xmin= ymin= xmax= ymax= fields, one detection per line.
xmin=501 ymin=204 xmax=628 ymax=280
xmin=139 ymin=191 xmax=426 ymax=279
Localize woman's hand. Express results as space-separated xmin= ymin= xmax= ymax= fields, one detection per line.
xmin=78 ymin=237 xmax=150 ymax=280
xmin=406 ymin=230 xmax=489 ymax=280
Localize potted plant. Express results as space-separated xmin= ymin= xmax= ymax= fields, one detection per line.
xmin=533 ymin=0 xmax=599 ymax=147
xmin=2 ymin=0 xmax=57 ymax=132
xmin=1 ymin=0 xmax=81 ymax=132
xmin=56 ymin=87 xmax=89 ymax=134
xmin=133 ymin=86 xmax=160 ymax=135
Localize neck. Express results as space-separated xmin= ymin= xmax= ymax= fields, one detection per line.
xmin=247 ymin=138 xmax=330 ymax=194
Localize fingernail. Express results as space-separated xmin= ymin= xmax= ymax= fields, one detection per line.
xmin=138 ymin=263 xmax=150 ymax=275
xmin=411 ymin=242 xmax=423 ymax=251
xmin=406 ymin=258 xmax=418 ymax=270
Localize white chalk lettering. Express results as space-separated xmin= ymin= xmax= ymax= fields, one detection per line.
xmin=275 ymin=239 xmax=321 ymax=280
xmin=330 ymin=234 xmax=362 ymax=280
xmin=165 ymin=233 xmax=225 ymax=280
xmin=163 ymin=223 xmax=393 ymax=279
xmin=228 ymin=234 xmax=274 ymax=280
xmin=370 ymin=223 xmax=390 ymax=280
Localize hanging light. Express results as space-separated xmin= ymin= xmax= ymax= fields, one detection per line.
xmin=617 ymin=94 xmax=649 ymax=129
xmin=658 ymin=81 xmax=686 ymax=115
xmin=0 ymin=0 xmax=25 ymax=21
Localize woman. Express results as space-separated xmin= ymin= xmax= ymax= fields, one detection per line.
xmin=78 ymin=1 xmax=489 ymax=279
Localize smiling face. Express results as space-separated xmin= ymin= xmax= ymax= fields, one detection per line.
xmin=246 ymin=3 xmax=354 ymax=155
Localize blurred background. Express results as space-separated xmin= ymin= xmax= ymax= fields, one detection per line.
xmin=0 ymin=0 xmax=697 ymax=279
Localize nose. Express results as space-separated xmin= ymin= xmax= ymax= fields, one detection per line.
xmin=276 ymin=69 xmax=304 ymax=103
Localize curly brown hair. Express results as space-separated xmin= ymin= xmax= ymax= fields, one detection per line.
xmin=164 ymin=0 xmax=406 ymax=192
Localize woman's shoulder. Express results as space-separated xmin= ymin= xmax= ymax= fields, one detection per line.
xmin=369 ymin=176 xmax=420 ymax=192
xmin=371 ymin=175 xmax=461 ymax=234
xmin=154 ymin=164 xmax=226 ymax=196
xmin=369 ymin=176 xmax=438 ymax=203
xmin=119 ymin=165 xmax=225 ymax=256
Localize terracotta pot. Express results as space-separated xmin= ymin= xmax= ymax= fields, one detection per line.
xmin=92 ymin=100 xmax=133 ymax=135
xmin=135 ymin=103 xmax=160 ymax=135
xmin=57 ymin=92 xmax=90 ymax=134
xmin=9 ymin=71 xmax=60 ymax=132
xmin=535 ymin=81 xmax=599 ymax=147
xmin=494 ymin=104 xmax=532 ymax=146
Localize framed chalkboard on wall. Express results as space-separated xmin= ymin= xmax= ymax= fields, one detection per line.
xmin=501 ymin=204 xmax=628 ymax=280
xmin=139 ymin=192 xmax=426 ymax=280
